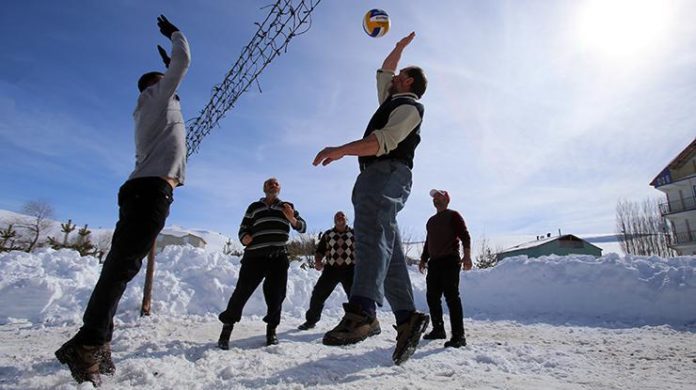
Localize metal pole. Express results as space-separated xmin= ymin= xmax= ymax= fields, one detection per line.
xmin=140 ymin=243 xmax=156 ymax=316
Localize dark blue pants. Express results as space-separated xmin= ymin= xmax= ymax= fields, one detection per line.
xmin=426 ymin=254 xmax=464 ymax=337
xmin=76 ymin=177 xmax=173 ymax=345
xmin=219 ymin=250 xmax=290 ymax=327
xmin=305 ymin=265 xmax=354 ymax=324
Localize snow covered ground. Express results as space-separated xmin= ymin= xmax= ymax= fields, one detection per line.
xmin=1 ymin=245 xmax=695 ymax=389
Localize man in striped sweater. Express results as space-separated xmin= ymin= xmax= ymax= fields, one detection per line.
xmin=217 ymin=177 xmax=306 ymax=348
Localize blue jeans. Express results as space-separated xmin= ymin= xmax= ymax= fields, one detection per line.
xmin=350 ymin=160 xmax=415 ymax=313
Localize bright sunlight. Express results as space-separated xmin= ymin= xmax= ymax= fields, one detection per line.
xmin=576 ymin=0 xmax=674 ymax=62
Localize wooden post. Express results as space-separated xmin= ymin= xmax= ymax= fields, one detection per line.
xmin=140 ymin=243 xmax=157 ymax=316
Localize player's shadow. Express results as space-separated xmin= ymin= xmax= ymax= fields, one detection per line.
xmin=236 ymin=345 xmax=396 ymax=388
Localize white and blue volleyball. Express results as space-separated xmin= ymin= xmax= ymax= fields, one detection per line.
xmin=363 ymin=9 xmax=390 ymax=38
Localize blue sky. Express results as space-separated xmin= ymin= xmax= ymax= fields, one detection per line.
xmin=1 ymin=0 xmax=695 ymax=245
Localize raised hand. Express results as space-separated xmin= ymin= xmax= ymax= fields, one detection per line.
xmin=395 ymin=32 xmax=416 ymax=50
xmin=157 ymin=14 xmax=179 ymax=39
xmin=157 ymin=45 xmax=171 ymax=68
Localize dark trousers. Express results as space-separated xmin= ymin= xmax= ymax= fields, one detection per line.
xmin=426 ymin=254 xmax=464 ymax=337
xmin=219 ymin=250 xmax=290 ymax=327
xmin=75 ymin=177 xmax=173 ymax=345
xmin=305 ymin=265 xmax=354 ymax=324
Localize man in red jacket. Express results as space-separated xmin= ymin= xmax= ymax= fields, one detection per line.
xmin=419 ymin=189 xmax=472 ymax=348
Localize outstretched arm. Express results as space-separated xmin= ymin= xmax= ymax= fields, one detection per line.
xmin=312 ymin=133 xmax=380 ymax=166
xmin=381 ymin=32 xmax=415 ymax=72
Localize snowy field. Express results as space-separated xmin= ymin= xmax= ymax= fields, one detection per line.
xmin=1 ymin=245 xmax=695 ymax=389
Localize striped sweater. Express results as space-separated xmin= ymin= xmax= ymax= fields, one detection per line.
xmin=239 ymin=198 xmax=307 ymax=255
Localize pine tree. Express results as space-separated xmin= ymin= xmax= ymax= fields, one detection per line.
xmin=0 ymin=224 xmax=21 ymax=252
xmin=61 ymin=219 xmax=76 ymax=246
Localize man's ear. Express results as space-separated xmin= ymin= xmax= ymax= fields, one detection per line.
xmin=404 ymin=77 xmax=415 ymax=90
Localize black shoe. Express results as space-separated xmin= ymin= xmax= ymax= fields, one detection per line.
xmin=298 ymin=321 xmax=316 ymax=331
xmin=217 ymin=324 xmax=234 ymax=350
xmin=55 ymin=339 xmax=103 ymax=387
xmin=266 ymin=326 xmax=279 ymax=346
xmin=444 ymin=335 xmax=466 ymax=348
xmin=322 ymin=303 xmax=380 ymax=346
xmin=423 ymin=327 xmax=446 ymax=340
xmin=392 ymin=312 xmax=429 ymax=365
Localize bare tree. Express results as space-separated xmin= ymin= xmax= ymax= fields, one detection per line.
xmin=400 ymin=227 xmax=423 ymax=265
xmin=616 ymin=198 xmax=676 ymax=257
xmin=475 ymin=235 xmax=502 ymax=269
xmin=19 ymin=200 xmax=55 ymax=252
xmin=286 ymin=232 xmax=319 ymax=263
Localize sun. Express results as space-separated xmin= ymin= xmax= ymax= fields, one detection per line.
xmin=576 ymin=0 xmax=674 ymax=62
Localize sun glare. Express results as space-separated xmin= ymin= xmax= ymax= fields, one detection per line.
xmin=576 ymin=0 xmax=673 ymax=62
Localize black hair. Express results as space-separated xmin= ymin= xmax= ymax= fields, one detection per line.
xmin=404 ymin=66 xmax=427 ymax=98
xmin=137 ymin=71 xmax=164 ymax=92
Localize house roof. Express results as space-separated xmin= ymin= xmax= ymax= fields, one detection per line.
xmin=500 ymin=234 xmax=602 ymax=254
xmin=159 ymin=229 xmax=207 ymax=244
xmin=650 ymin=137 xmax=696 ymax=186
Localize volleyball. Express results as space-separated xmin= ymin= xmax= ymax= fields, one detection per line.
xmin=362 ymin=9 xmax=390 ymax=38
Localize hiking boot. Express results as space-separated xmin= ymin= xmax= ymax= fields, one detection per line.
xmin=96 ymin=342 xmax=115 ymax=375
xmin=444 ymin=334 xmax=466 ymax=348
xmin=322 ymin=303 xmax=381 ymax=346
xmin=423 ymin=326 xmax=446 ymax=340
xmin=392 ymin=311 xmax=429 ymax=365
xmin=266 ymin=325 xmax=279 ymax=346
xmin=217 ymin=323 xmax=234 ymax=350
xmin=55 ymin=339 xmax=102 ymax=387
xmin=297 ymin=321 xmax=316 ymax=331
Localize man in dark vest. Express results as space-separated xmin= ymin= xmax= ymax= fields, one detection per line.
xmin=313 ymin=32 xmax=429 ymax=365
xmin=298 ymin=211 xmax=358 ymax=331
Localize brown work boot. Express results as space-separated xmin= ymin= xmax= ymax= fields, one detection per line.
xmin=55 ymin=339 xmax=102 ymax=387
xmin=322 ymin=303 xmax=381 ymax=346
xmin=392 ymin=311 xmax=429 ymax=365
xmin=97 ymin=342 xmax=115 ymax=375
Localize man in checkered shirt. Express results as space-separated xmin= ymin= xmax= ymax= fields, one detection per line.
xmin=298 ymin=211 xmax=363 ymax=331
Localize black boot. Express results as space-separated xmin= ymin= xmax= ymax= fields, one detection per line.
xmin=444 ymin=334 xmax=466 ymax=348
xmin=423 ymin=321 xmax=446 ymax=340
xmin=298 ymin=321 xmax=316 ymax=330
xmin=266 ymin=325 xmax=279 ymax=346
xmin=217 ymin=324 xmax=234 ymax=350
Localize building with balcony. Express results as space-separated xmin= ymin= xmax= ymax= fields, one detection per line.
xmin=650 ymin=137 xmax=696 ymax=255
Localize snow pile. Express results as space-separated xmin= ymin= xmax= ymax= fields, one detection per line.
xmin=1 ymin=247 xmax=694 ymax=328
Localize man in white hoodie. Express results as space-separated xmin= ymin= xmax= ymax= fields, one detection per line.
xmin=55 ymin=15 xmax=190 ymax=387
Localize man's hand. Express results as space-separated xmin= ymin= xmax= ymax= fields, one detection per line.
xmin=281 ymin=203 xmax=298 ymax=226
xmin=461 ymin=255 xmax=473 ymax=271
xmin=157 ymin=14 xmax=179 ymax=40
xmin=396 ymin=32 xmax=416 ymax=50
xmin=241 ymin=234 xmax=252 ymax=246
xmin=157 ymin=45 xmax=171 ymax=68
xmin=314 ymin=259 xmax=324 ymax=271
xmin=418 ymin=259 xmax=427 ymax=274
xmin=313 ymin=146 xmax=344 ymax=166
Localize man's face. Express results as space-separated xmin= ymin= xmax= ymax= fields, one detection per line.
xmin=389 ymin=68 xmax=413 ymax=95
xmin=432 ymin=193 xmax=448 ymax=209
xmin=264 ymin=178 xmax=281 ymax=197
xmin=334 ymin=212 xmax=347 ymax=228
